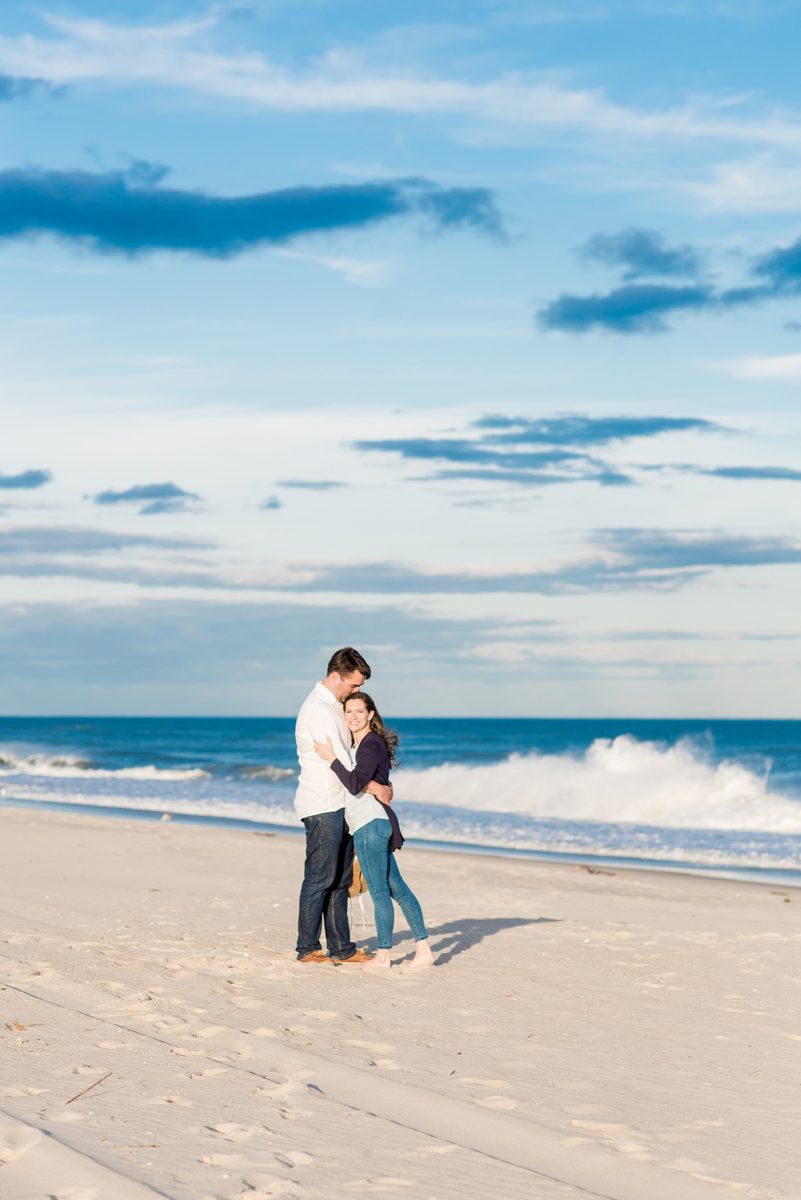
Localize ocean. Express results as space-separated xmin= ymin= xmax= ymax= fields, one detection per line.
xmin=2 ymin=716 xmax=801 ymax=884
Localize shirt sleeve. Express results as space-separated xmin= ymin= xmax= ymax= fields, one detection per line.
xmin=330 ymin=737 xmax=382 ymax=796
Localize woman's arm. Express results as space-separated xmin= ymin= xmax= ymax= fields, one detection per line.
xmin=329 ymin=737 xmax=384 ymax=797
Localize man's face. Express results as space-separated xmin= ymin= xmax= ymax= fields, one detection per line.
xmin=332 ymin=671 xmax=365 ymax=702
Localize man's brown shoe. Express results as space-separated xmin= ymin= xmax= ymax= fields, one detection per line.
xmin=298 ymin=950 xmax=336 ymax=964
xmin=330 ymin=948 xmax=374 ymax=964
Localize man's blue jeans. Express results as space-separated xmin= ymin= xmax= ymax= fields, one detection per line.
xmin=352 ymin=817 xmax=428 ymax=950
xmin=296 ymin=809 xmax=356 ymax=960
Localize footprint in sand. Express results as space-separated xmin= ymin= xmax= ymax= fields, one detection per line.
xmin=56 ymin=1191 xmax=102 ymax=1200
xmin=199 ymin=1152 xmax=245 ymax=1167
xmin=302 ymin=1010 xmax=339 ymax=1021
xmin=0 ymin=1119 xmax=41 ymax=1165
xmin=46 ymin=1108 xmax=85 ymax=1124
xmin=239 ymin=1181 xmax=305 ymax=1198
xmin=341 ymin=1177 xmax=413 ymax=1193
xmin=189 ymin=1067 xmax=228 ymax=1080
xmin=474 ymin=1096 xmax=517 ymax=1110
xmin=96 ymin=1040 xmax=128 ymax=1050
xmin=460 ymin=1077 xmax=511 ymax=1089
xmin=343 ymin=1039 xmax=395 ymax=1054
xmin=570 ymin=1120 xmax=655 ymax=1160
xmin=206 ymin=1122 xmax=273 ymax=1143
xmin=274 ymin=1150 xmax=315 ymax=1167
xmin=229 ymin=996 xmax=265 ymax=1010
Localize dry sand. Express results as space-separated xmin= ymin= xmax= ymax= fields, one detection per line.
xmin=0 ymin=805 xmax=799 ymax=1200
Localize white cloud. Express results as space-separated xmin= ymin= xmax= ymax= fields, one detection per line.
xmin=273 ymin=248 xmax=389 ymax=286
xmin=685 ymin=154 xmax=801 ymax=213
xmin=707 ymin=353 xmax=801 ymax=380
xmin=4 ymin=14 xmax=801 ymax=149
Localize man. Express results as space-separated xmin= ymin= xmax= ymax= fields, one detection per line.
xmin=294 ymin=647 xmax=391 ymax=964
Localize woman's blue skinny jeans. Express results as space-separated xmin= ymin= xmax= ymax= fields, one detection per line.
xmin=352 ymin=817 xmax=428 ymax=950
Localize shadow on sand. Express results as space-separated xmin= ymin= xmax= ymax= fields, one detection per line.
xmin=391 ymin=916 xmax=560 ymax=966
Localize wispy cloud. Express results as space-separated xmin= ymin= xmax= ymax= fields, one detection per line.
xmin=538 ymin=224 xmax=801 ymax=333
xmin=259 ymin=495 xmax=283 ymax=510
xmin=4 ymin=14 xmax=801 ymax=151
xmin=0 ymin=166 xmax=503 ymax=258
xmin=475 ymin=414 xmax=724 ymax=444
xmin=538 ymin=282 xmax=719 ymax=334
xmin=0 ymin=469 xmax=52 ymax=489
xmin=278 ymin=480 xmax=346 ymax=490
xmin=274 ymin=247 xmax=388 ymax=285
xmin=0 ymin=73 xmax=60 ymax=100
xmin=0 ymin=525 xmax=205 ymax=556
xmin=355 ymin=412 xmax=723 ymax=488
xmin=2 ymin=520 xmax=799 ymax=598
xmin=706 ymin=352 xmax=801 ymax=379
xmin=92 ymin=482 xmax=201 ymax=515
xmin=267 ymin=529 xmax=801 ymax=595
xmin=579 ymin=227 xmax=703 ymax=280
xmin=683 ymin=465 xmax=801 ymax=482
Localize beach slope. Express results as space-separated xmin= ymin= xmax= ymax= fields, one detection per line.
xmin=1 ymin=807 xmax=799 ymax=1200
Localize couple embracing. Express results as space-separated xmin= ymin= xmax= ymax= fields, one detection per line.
xmin=294 ymin=647 xmax=434 ymax=973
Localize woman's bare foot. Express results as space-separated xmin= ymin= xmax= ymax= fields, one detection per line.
xmin=362 ymin=949 xmax=391 ymax=974
xmin=408 ymin=939 xmax=435 ymax=970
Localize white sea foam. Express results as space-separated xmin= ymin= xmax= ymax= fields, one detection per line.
xmin=0 ymin=751 xmax=209 ymax=782
xmin=393 ymin=735 xmax=801 ymax=834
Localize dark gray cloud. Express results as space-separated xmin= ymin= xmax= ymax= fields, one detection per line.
xmin=753 ymin=235 xmax=801 ymax=293
xmin=0 ymin=469 xmax=52 ymax=489
xmin=0 ymin=525 xmax=205 ymax=557
xmin=654 ymin=463 xmax=801 ymax=484
xmin=277 ymin=480 xmax=345 ymax=491
xmin=415 ymin=466 xmax=634 ymax=487
xmin=355 ymin=412 xmax=722 ymax=490
xmin=0 ymin=166 xmax=503 ymax=258
xmin=92 ymin=482 xmax=200 ymax=515
xmin=539 ymin=226 xmax=801 ymax=334
xmin=599 ymin=528 xmax=801 ymax=570
xmin=0 ymin=75 xmax=58 ymax=101
xmin=474 ymin=414 xmax=724 ymax=446
xmin=0 ymin=598 xmax=511 ymax=711
xmin=697 ymin=465 xmax=801 ymax=483
xmin=289 ymin=529 xmax=801 ymax=595
xmin=538 ymin=283 xmax=716 ymax=335
xmin=580 ymin=227 xmax=703 ymax=280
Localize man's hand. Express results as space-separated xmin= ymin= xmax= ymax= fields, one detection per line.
xmin=365 ymin=781 xmax=393 ymax=806
xmin=313 ymin=736 xmax=336 ymax=763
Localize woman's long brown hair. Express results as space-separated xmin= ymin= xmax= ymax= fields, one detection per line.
xmin=344 ymin=692 xmax=399 ymax=767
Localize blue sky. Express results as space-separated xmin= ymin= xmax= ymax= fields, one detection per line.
xmin=3 ymin=0 xmax=801 ymax=716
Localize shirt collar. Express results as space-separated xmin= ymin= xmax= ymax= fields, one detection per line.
xmin=314 ymin=681 xmax=341 ymax=707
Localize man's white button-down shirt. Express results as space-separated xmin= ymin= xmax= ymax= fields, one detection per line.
xmin=293 ymin=682 xmax=353 ymax=820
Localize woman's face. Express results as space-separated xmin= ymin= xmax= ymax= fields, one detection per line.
xmin=344 ymin=698 xmax=372 ymax=736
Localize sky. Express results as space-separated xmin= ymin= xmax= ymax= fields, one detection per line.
xmin=2 ymin=0 xmax=801 ymax=717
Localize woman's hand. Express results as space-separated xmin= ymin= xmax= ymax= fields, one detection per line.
xmin=313 ymin=736 xmax=336 ymax=763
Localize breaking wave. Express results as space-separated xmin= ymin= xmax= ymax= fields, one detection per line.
xmin=0 ymin=752 xmax=210 ymax=781
xmin=393 ymin=734 xmax=801 ymax=834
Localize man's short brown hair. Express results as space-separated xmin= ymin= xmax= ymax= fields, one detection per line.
xmin=327 ymin=646 xmax=371 ymax=679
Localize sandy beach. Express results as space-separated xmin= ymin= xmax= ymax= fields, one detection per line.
xmin=1 ymin=806 xmax=799 ymax=1200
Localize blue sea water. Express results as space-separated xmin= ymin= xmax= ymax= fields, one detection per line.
xmin=2 ymin=716 xmax=801 ymax=882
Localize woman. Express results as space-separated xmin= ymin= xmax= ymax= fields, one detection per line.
xmin=314 ymin=693 xmax=434 ymax=973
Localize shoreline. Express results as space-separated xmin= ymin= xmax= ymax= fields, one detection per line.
xmin=2 ymin=791 xmax=800 ymax=889
xmin=1 ymin=804 xmax=799 ymax=1200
